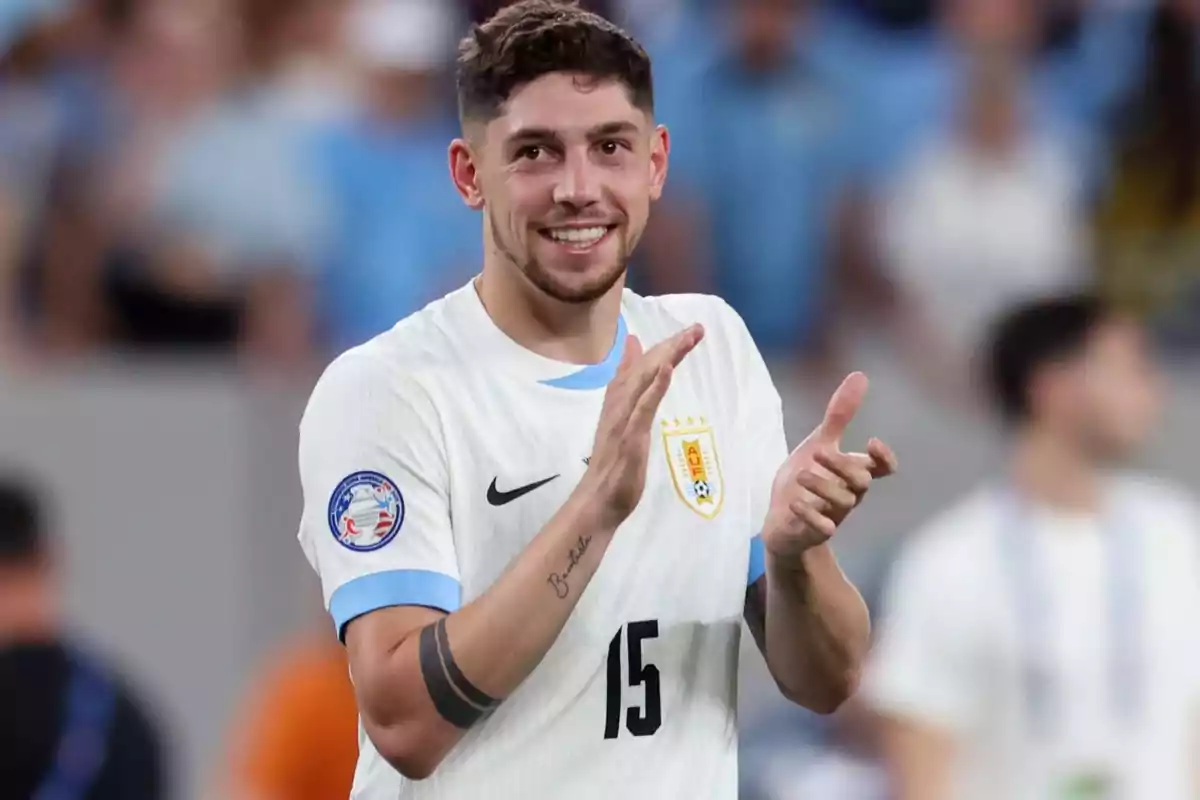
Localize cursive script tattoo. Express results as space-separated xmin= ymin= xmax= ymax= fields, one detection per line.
xmin=547 ymin=534 xmax=593 ymax=599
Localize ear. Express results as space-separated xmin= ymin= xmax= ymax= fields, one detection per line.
xmin=648 ymin=124 xmax=670 ymax=203
xmin=449 ymin=138 xmax=485 ymax=210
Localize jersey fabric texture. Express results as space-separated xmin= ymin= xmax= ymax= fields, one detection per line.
xmin=864 ymin=477 xmax=1200 ymax=800
xmin=297 ymin=282 xmax=788 ymax=799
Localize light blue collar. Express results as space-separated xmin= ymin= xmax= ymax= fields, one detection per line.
xmin=539 ymin=315 xmax=628 ymax=390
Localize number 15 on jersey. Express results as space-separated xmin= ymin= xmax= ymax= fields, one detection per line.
xmin=605 ymin=620 xmax=662 ymax=739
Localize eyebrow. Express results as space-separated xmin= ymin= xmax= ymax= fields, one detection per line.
xmin=505 ymin=120 xmax=641 ymax=146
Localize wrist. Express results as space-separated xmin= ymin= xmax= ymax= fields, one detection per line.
xmin=564 ymin=475 xmax=623 ymax=540
xmin=767 ymin=541 xmax=834 ymax=581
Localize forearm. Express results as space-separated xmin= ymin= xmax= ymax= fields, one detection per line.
xmin=350 ymin=483 xmax=618 ymax=777
xmin=442 ymin=484 xmax=616 ymax=696
xmin=357 ymin=482 xmax=617 ymax=731
xmin=764 ymin=544 xmax=870 ymax=711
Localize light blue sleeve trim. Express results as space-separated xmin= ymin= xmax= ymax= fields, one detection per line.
xmin=747 ymin=534 xmax=766 ymax=587
xmin=329 ymin=569 xmax=462 ymax=641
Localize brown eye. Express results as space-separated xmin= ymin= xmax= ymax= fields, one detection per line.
xmin=516 ymin=145 xmax=543 ymax=161
xmin=599 ymin=140 xmax=622 ymax=156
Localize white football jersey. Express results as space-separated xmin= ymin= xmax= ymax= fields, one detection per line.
xmin=297 ymin=281 xmax=788 ymax=799
xmin=864 ymin=477 xmax=1200 ymax=800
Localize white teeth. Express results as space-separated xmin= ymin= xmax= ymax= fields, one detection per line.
xmin=547 ymin=226 xmax=608 ymax=245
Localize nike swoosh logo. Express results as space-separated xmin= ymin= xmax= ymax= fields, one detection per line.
xmin=487 ymin=475 xmax=559 ymax=506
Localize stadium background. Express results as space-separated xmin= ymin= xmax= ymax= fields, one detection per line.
xmin=3 ymin=0 xmax=1200 ymax=797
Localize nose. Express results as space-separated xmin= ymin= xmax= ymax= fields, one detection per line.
xmin=552 ymin=151 xmax=601 ymax=211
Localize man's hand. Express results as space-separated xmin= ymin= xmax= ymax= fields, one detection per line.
xmin=582 ymin=324 xmax=705 ymax=527
xmin=763 ymin=372 xmax=897 ymax=563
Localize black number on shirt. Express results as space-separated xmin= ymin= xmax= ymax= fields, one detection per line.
xmin=604 ymin=619 xmax=662 ymax=739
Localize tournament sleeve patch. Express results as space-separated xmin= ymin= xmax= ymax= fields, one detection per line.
xmin=328 ymin=471 xmax=405 ymax=552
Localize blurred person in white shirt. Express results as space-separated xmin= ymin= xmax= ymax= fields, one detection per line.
xmin=874 ymin=21 xmax=1092 ymax=401
xmin=864 ymin=292 xmax=1200 ymax=800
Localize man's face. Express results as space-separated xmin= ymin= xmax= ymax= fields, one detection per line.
xmin=450 ymin=72 xmax=668 ymax=304
xmin=1045 ymin=320 xmax=1164 ymax=463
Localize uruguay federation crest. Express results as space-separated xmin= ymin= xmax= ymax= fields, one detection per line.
xmin=661 ymin=417 xmax=724 ymax=519
xmin=328 ymin=471 xmax=405 ymax=552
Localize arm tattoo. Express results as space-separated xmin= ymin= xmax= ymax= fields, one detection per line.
xmin=744 ymin=575 xmax=768 ymax=658
xmin=418 ymin=618 xmax=499 ymax=729
xmin=546 ymin=534 xmax=593 ymax=599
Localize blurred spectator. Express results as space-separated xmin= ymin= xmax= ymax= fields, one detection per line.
xmin=219 ymin=631 xmax=357 ymax=800
xmin=864 ymin=294 xmax=1200 ymax=800
xmin=1095 ymin=0 xmax=1200 ymax=353
xmin=850 ymin=0 xmax=1148 ymax=188
xmin=309 ymin=0 xmax=480 ymax=354
xmin=31 ymin=1 xmax=237 ymax=353
xmin=17 ymin=0 xmax=146 ymax=355
xmin=0 ymin=473 xmax=169 ymax=799
xmin=112 ymin=0 xmax=336 ymax=365
xmin=645 ymin=0 xmax=864 ymax=378
xmin=875 ymin=42 xmax=1091 ymax=382
xmin=30 ymin=0 xmax=334 ymax=366
xmin=0 ymin=2 xmax=66 ymax=359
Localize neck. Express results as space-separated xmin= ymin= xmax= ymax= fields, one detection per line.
xmin=475 ymin=262 xmax=624 ymax=366
xmin=1009 ymin=427 xmax=1102 ymax=513
xmin=0 ymin=574 xmax=58 ymax=645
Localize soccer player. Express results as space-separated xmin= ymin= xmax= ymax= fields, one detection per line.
xmin=296 ymin=2 xmax=897 ymax=797
xmin=864 ymin=294 xmax=1200 ymax=800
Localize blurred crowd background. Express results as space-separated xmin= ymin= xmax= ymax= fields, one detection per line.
xmin=4 ymin=0 xmax=1200 ymax=797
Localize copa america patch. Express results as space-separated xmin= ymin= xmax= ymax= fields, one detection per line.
xmin=328 ymin=471 xmax=405 ymax=552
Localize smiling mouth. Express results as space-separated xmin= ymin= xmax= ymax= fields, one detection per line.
xmin=538 ymin=225 xmax=617 ymax=250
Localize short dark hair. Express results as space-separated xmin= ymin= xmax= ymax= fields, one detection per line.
xmin=0 ymin=474 xmax=46 ymax=565
xmin=455 ymin=0 xmax=654 ymax=126
xmin=984 ymin=293 xmax=1111 ymax=424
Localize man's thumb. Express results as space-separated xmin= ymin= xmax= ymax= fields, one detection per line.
xmin=816 ymin=372 xmax=869 ymax=444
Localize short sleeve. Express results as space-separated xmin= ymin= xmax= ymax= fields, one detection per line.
xmin=862 ymin=543 xmax=979 ymax=733
xmin=720 ymin=301 xmax=789 ymax=587
xmin=297 ymin=351 xmax=461 ymax=640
